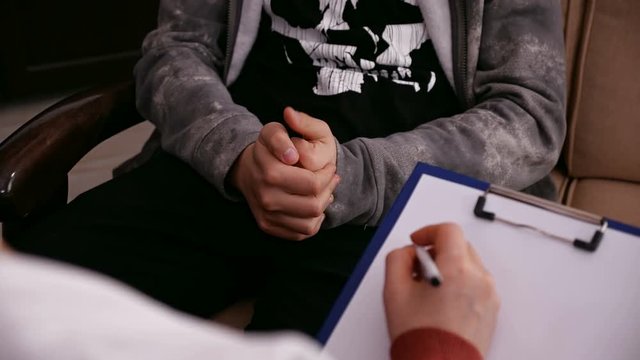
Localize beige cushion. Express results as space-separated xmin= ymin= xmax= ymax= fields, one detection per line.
xmin=566 ymin=178 xmax=640 ymax=227
xmin=562 ymin=0 xmax=589 ymax=93
xmin=564 ymin=0 xmax=640 ymax=181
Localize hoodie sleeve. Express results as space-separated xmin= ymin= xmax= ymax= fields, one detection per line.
xmin=133 ymin=0 xmax=262 ymax=198
xmin=323 ymin=0 xmax=566 ymax=228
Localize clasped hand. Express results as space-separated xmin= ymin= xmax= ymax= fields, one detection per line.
xmin=230 ymin=107 xmax=339 ymax=240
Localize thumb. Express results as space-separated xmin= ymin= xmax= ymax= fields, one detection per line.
xmin=258 ymin=122 xmax=299 ymax=165
xmin=283 ymin=106 xmax=332 ymax=141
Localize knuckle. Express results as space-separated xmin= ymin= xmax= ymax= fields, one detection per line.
xmin=256 ymin=218 xmax=271 ymax=233
xmin=455 ymin=262 xmax=473 ymax=277
xmin=290 ymin=233 xmax=307 ymax=241
xmin=261 ymin=123 xmax=274 ymax=134
xmin=262 ymin=168 xmax=280 ymax=185
xmin=451 ymin=262 xmax=477 ymax=282
xmin=266 ymin=121 xmax=285 ymax=134
xmin=309 ymin=201 xmax=324 ymax=217
xmin=309 ymin=178 xmax=323 ymax=194
xmin=446 ymin=251 xmax=466 ymax=267
xmin=257 ymin=193 xmax=275 ymax=210
xmin=385 ymin=249 xmax=401 ymax=266
xmin=300 ymin=221 xmax=320 ymax=237
xmin=260 ymin=125 xmax=276 ymax=144
xmin=484 ymin=275 xmax=500 ymax=303
xmin=308 ymin=159 xmax=323 ymax=172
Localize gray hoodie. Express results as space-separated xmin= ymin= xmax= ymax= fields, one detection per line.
xmin=132 ymin=0 xmax=566 ymax=228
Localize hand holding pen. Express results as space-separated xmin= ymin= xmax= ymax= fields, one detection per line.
xmin=383 ymin=223 xmax=501 ymax=357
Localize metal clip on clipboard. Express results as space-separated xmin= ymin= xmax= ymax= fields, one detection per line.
xmin=473 ymin=185 xmax=607 ymax=252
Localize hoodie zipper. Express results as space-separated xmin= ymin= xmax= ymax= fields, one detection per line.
xmin=223 ymin=0 xmax=240 ymax=84
xmin=450 ymin=0 xmax=472 ymax=109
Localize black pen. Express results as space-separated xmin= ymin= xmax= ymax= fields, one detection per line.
xmin=414 ymin=244 xmax=443 ymax=287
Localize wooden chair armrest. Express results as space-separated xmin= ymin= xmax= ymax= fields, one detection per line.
xmin=0 ymin=81 xmax=144 ymax=222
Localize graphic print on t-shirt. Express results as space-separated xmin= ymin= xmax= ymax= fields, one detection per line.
xmin=265 ymin=0 xmax=437 ymax=96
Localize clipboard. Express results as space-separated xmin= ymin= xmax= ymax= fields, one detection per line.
xmin=317 ymin=162 xmax=640 ymax=360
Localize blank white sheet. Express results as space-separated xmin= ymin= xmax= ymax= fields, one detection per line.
xmin=322 ymin=173 xmax=640 ymax=360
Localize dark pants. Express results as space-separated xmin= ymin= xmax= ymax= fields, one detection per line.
xmin=10 ymin=150 xmax=375 ymax=337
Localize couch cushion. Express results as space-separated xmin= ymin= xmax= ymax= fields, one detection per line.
xmin=564 ymin=0 xmax=640 ymax=182
xmin=566 ymin=178 xmax=640 ymax=227
xmin=562 ymin=0 xmax=588 ymax=95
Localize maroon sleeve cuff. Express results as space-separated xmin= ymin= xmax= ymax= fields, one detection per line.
xmin=390 ymin=327 xmax=483 ymax=360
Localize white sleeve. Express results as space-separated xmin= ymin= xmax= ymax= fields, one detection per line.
xmin=0 ymin=252 xmax=336 ymax=360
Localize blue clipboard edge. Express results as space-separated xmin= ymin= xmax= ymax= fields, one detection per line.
xmin=315 ymin=162 xmax=640 ymax=344
xmin=609 ymin=219 xmax=640 ymax=237
xmin=315 ymin=162 xmax=489 ymax=344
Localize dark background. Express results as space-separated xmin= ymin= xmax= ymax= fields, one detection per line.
xmin=0 ymin=0 xmax=159 ymax=101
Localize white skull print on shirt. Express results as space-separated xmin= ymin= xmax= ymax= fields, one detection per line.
xmin=264 ymin=0 xmax=437 ymax=96
xmin=227 ymin=0 xmax=460 ymax=142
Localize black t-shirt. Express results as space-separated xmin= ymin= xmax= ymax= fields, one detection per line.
xmin=229 ymin=0 xmax=460 ymax=142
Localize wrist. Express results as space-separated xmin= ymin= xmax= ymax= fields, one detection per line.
xmin=228 ymin=143 xmax=254 ymax=193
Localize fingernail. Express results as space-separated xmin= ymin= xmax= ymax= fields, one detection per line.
xmin=283 ymin=147 xmax=297 ymax=164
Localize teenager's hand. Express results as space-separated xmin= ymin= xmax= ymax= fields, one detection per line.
xmin=282 ymin=107 xmax=337 ymax=172
xmin=383 ymin=223 xmax=500 ymax=356
xmin=229 ymin=126 xmax=339 ymax=241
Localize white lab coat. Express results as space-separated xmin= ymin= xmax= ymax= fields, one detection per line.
xmin=0 ymin=252 xmax=336 ymax=360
